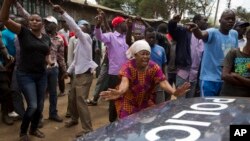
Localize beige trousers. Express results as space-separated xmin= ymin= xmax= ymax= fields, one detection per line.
xmin=69 ymin=73 xmax=93 ymax=133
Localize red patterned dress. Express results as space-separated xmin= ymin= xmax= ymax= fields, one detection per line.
xmin=115 ymin=59 xmax=166 ymax=118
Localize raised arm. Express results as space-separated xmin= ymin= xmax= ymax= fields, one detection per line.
xmin=94 ymin=14 xmax=111 ymax=43
xmin=168 ymin=14 xmax=181 ymax=41
xmin=0 ymin=0 xmax=21 ymax=34
xmin=126 ymin=18 xmax=133 ymax=46
xmin=14 ymin=1 xmax=30 ymax=20
xmin=97 ymin=8 xmax=111 ymax=32
xmin=51 ymin=4 xmax=89 ymax=44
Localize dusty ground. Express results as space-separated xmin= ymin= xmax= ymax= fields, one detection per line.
xmin=0 ymin=78 xmax=110 ymax=141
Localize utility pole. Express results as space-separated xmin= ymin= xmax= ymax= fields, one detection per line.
xmin=214 ymin=0 xmax=220 ymax=26
xmin=227 ymin=0 xmax=231 ymax=8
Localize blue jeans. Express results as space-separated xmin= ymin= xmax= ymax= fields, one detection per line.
xmin=200 ymin=80 xmax=222 ymax=97
xmin=47 ymin=67 xmax=59 ymax=117
xmin=11 ymin=68 xmax=25 ymax=117
xmin=16 ymin=70 xmax=47 ymax=134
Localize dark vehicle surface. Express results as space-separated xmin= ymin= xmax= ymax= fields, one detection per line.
xmin=76 ymin=97 xmax=250 ymax=141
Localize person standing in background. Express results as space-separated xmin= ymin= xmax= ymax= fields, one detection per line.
xmin=94 ymin=14 xmax=129 ymax=122
xmin=58 ymin=19 xmax=69 ymax=97
xmin=233 ymin=21 xmax=250 ymax=48
xmin=0 ymin=0 xmax=53 ymax=140
xmin=43 ymin=15 xmax=67 ymax=122
xmin=144 ymin=27 xmax=167 ymax=104
xmin=220 ymin=28 xmax=250 ymax=96
xmin=169 ymin=14 xmax=208 ymax=98
xmin=0 ymin=23 xmax=15 ymax=126
xmin=187 ymin=10 xmax=238 ymax=97
xmin=51 ymin=3 xmax=97 ymax=138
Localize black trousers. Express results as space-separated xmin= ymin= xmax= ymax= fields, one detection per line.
xmin=107 ymin=75 xmax=121 ymax=122
xmin=0 ymin=71 xmax=14 ymax=115
xmin=58 ymin=66 xmax=65 ymax=93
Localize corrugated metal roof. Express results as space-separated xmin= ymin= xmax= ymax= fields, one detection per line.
xmin=69 ymin=0 xmax=164 ymax=22
xmin=70 ymin=0 xmax=124 ymax=13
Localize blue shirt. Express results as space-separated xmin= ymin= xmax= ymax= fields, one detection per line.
xmin=150 ymin=44 xmax=167 ymax=69
xmin=2 ymin=29 xmax=16 ymax=56
xmin=200 ymin=28 xmax=238 ymax=82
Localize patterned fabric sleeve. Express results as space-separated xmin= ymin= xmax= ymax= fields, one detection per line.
xmin=119 ymin=60 xmax=132 ymax=79
xmin=152 ymin=62 xmax=166 ymax=84
xmin=56 ymin=35 xmax=67 ymax=73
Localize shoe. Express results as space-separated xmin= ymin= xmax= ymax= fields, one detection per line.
xmin=75 ymin=131 xmax=89 ymax=138
xmin=13 ymin=115 xmax=22 ymax=121
xmin=49 ymin=115 xmax=63 ymax=122
xmin=8 ymin=111 xmax=19 ymax=117
xmin=2 ymin=115 xmax=14 ymax=125
xmin=65 ymin=120 xmax=78 ymax=128
xmin=65 ymin=113 xmax=71 ymax=118
xmin=58 ymin=92 xmax=66 ymax=97
xmin=29 ymin=129 xmax=45 ymax=138
xmin=19 ymin=135 xmax=30 ymax=141
xmin=38 ymin=119 xmax=43 ymax=128
xmin=86 ymin=99 xmax=97 ymax=106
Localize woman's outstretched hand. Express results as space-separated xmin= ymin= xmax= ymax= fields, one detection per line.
xmin=100 ymin=88 xmax=122 ymax=101
xmin=173 ymin=82 xmax=191 ymax=97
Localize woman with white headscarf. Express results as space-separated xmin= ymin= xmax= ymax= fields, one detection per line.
xmin=100 ymin=40 xmax=190 ymax=119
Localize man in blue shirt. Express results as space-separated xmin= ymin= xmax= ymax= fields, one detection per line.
xmin=187 ymin=9 xmax=238 ymax=96
xmin=2 ymin=28 xmax=16 ymax=56
xmin=0 ymin=26 xmax=15 ymax=125
xmin=145 ymin=27 xmax=167 ymax=104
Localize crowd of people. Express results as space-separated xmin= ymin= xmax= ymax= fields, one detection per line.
xmin=0 ymin=0 xmax=250 ymax=141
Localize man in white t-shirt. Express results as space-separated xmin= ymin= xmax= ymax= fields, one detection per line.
xmin=233 ymin=21 xmax=250 ymax=48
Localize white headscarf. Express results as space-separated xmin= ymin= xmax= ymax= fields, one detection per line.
xmin=126 ymin=40 xmax=151 ymax=59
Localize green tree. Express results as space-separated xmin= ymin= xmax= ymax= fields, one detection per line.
xmin=138 ymin=0 xmax=162 ymax=18
xmin=235 ymin=6 xmax=250 ymax=22
xmin=97 ymin=0 xmax=215 ymax=20
xmin=187 ymin=0 xmax=215 ymax=17
xmin=98 ymin=0 xmax=124 ymax=10
xmin=98 ymin=0 xmax=143 ymax=15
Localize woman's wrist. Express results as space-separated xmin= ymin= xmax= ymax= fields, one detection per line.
xmin=172 ymin=90 xmax=178 ymax=97
xmin=117 ymin=90 xmax=123 ymax=97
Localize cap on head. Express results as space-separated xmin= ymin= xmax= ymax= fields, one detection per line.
xmin=112 ymin=16 xmax=125 ymax=27
xmin=44 ymin=16 xmax=58 ymax=25
xmin=78 ymin=20 xmax=89 ymax=26
xmin=234 ymin=21 xmax=250 ymax=28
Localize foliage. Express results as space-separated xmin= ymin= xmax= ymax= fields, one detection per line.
xmin=138 ymin=0 xmax=171 ymax=19
xmin=98 ymin=0 xmax=215 ymax=20
xmin=235 ymin=6 xmax=250 ymax=22
xmin=98 ymin=0 xmax=125 ymax=10
xmin=186 ymin=0 xmax=215 ymax=17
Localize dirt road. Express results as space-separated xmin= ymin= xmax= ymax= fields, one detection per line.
xmin=0 ymin=78 xmax=110 ymax=141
